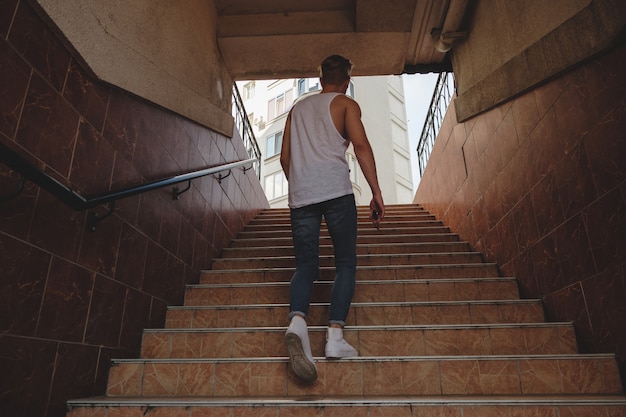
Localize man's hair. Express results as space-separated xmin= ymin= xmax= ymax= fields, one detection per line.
xmin=319 ymin=55 xmax=353 ymax=85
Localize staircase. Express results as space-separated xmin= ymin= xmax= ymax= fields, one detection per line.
xmin=67 ymin=204 xmax=626 ymax=416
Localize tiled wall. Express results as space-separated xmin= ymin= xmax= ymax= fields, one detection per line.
xmin=0 ymin=1 xmax=269 ymax=416
xmin=415 ymin=40 xmax=626 ymax=380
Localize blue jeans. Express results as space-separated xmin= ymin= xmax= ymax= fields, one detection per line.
xmin=288 ymin=194 xmax=357 ymax=326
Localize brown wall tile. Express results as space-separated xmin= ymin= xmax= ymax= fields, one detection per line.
xmin=0 ymin=335 xmax=57 ymax=416
xmin=84 ymin=275 xmax=127 ymax=346
xmin=63 ymin=61 xmax=110 ymax=133
xmin=416 ymin=40 xmax=626 ymax=381
xmin=0 ymin=234 xmax=50 ymax=335
xmin=71 ymin=120 xmax=116 ymax=195
xmin=37 ymin=257 xmax=94 ymax=342
xmin=0 ymin=38 xmax=30 ymax=139
xmin=17 ymin=73 xmax=80 ymax=176
xmin=0 ymin=2 xmax=268 ymax=415
xmin=9 ymin=1 xmax=71 ymax=92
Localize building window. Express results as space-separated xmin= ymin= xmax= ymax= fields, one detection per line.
xmin=265 ymin=171 xmax=288 ymax=200
xmin=266 ymin=131 xmax=283 ymax=158
xmin=243 ymin=81 xmax=255 ymax=100
xmin=297 ymin=79 xmax=307 ymax=96
xmin=268 ymin=97 xmax=276 ymax=120
xmin=276 ymin=94 xmax=285 ymax=115
xmin=309 ymin=81 xmax=320 ymax=92
xmin=267 ymin=90 xmax=294 ymax=120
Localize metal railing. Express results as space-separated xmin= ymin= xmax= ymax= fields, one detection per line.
xmin=0 ymin=141 xmax=257 ymax=230
xmin=1 ymin=83 xmax=263 ymax=231
xmin=416 ymin=72 xmax=455 ymax=178
xmin=232 ymin=83 xmax=262 ymax=178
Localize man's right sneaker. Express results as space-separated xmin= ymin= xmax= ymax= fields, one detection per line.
xmin=285 ymin=315 xmax=317 ymax=382
xmin=325 ymin=326 xmax=358 ymax=359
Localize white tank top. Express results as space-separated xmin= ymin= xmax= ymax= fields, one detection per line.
xmin=287 ymin=92 xmax=353 ymax=208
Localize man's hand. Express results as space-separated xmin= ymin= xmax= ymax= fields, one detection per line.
xmin=369 ymin=195 xmax=385 ymax=229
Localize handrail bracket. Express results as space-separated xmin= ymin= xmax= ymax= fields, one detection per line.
xmin=172 ymin=180 xmax=192 ymax=200
xmin=0 ymin=174 xmax=25 ymax=203
xmin=216 ymin=169 xmax=232 ymax=184
xmin=87 ymin=202 xmax=115 ymax=232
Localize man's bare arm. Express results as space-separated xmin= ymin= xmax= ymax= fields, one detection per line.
xmin=344 ymin=99 xmax=385 ymax=223
xmin=280 ymin=111 xmax=292 ymax=180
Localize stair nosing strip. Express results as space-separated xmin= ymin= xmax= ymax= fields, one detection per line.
xmin=67 ymin=395 xmax=626 ymax=407
xmin=169 ymin=299 xmax=542 ymax=310
xmin=213 ymin=251 xmax=484 ymax=262
xmin=110 ymin=353 xmax=618 ymax=364
xmin=246 ymin=220 xmax=442 ymax=225
xmin=237 ymin=226 xmax=451 ymax=233
xmin=200 ymin=262 xmax=499 ymax=273
xmin=243 ymin=228 xmax=447 ymax=232
xmin=188 ymin=276 xmax=516 ymax=289
xmin=146 ymin=322 xmax=574 ymax=333
xmin=225 ymin=240 xmax=468 ymax=249
xmin=233 ymin=232 xmax=460 ymax=239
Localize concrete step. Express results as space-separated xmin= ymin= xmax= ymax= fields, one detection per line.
xmin=243 ymin=219 xmax=445 ymax=232
xmin=66 ymin=395 xmax=626 ymax=417
xmin=251 ymin=204 xmax=431 ymax=219
xmin=65 ymin=205 xmax=626 ymax=415
xmin=199 ymin=263 xmax=501 ymax=284
xmin=210 ymin=252 xmax=486 ymax=269
xmin=165 ymin=299 xmax=545 ymax=328
xmin=247 ymin=212 xmax=438 ymax=225
xmin=224 ymin=240 xmax=471 ymax=256
xmin=104 ymin=354 xmax=623 ymax=397
xmin=140 ymin=322 xmax=578 ymax=359
xmin=184 ymin=278 xmax=520 ymax=306
xmin=236 ymin=225 xmax=452 ymax=239
xmin=230 ymin=232 xmax=463 ymax=247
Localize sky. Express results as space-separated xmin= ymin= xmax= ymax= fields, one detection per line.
xmin=401 ymin=73 xmax=440 ymax=192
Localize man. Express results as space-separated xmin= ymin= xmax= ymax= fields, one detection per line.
xmin=280 ymin=54 xmax=385 ymax=383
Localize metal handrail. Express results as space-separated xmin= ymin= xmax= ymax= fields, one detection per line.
xmin=232 ymin=82 xmax=262 ymax=178
xmin=1 ymin=83 xmax=262 ymax=230
xmin=0 ymin=141 xmax=256 ymax=229
xmin=416 ymin=72 xmax=455 ymax=179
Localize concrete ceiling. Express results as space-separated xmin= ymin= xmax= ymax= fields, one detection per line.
xmin=215 ymin=0 xmax=468 ymax=80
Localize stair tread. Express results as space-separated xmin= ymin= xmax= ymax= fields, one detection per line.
xmin=226 ymin=240 xmax=468 ymax=247
xmin=243 ymin=222 xmax=445 ymax=230
xmin=147 ymin=322 xmax=574 ymax=332
xmin=66 ymin=205 xmax=625 ymax=412
xmin=68 ymin=394 xmax=626 ymax=406
xmin=201 ymin=262 xmax=500 ymax=273
xmin=232 ymin=232 xmax=460 ymax=240
xmin=215 ymin=251 xmax=484 ymax=260
xmin=101 ymin=354 xmax=623 ymax=397
xmin=237 ymin=226 xmax=451 ymax=234
xmin=169 ymin=298 xmax=541 ymax=308
xmin=113 ymin=353 xmax=618 ymax=363
xmin=190 ymin=276 xmax=515 ymax=288
xmin=210 ymin=254 xmax=488 ymax=269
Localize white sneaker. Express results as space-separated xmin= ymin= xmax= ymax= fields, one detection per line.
xmin=285 ymin=315 xmax=317 ymax=382
xmin=325 ymin=327 xmax=358 ymax=359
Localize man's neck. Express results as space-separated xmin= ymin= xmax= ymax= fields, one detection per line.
xmin=321 ymin=81 xmax=348 ymax=94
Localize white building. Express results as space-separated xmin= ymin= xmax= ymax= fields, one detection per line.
xmin=238 ymin=76 xmax=413 ymax=208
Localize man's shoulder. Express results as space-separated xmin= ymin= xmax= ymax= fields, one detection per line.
xmin=331 ymin=93 xmax=358 ymax=108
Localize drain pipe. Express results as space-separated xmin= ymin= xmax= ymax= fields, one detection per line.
xmin=436 ymin=0 xmax=469 ymax=52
